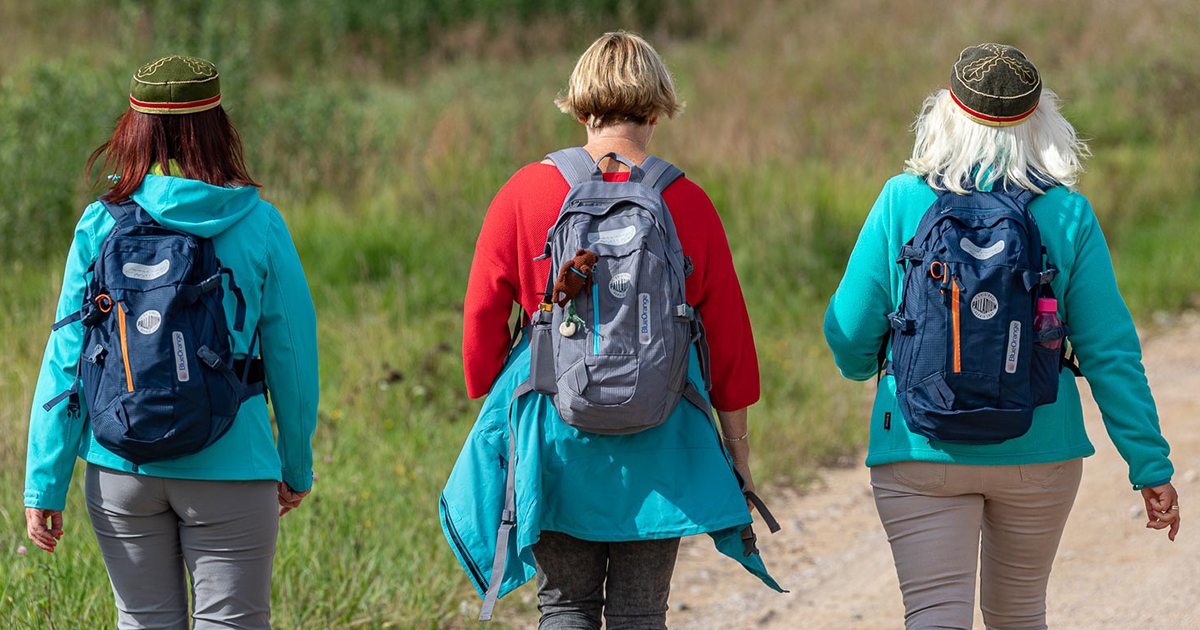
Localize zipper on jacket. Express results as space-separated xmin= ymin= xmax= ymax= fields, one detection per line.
xmin=951 ymin=276 xmax=961 ymax=373
xmin=592 ymin=283 xmax=600 ymax=354
xmin=117 ymin=302 xmax=134 ymax=391
xmin=440 ymin=495 xmax=487 ymax=591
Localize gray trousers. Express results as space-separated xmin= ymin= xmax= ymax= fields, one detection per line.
xmin=871 ymin=459 xmax=1083 ymax=630
xmin=532 ymin=530 xmax=680 ymax=630
xmin=84 ymin=464 xmax=278 ymax=630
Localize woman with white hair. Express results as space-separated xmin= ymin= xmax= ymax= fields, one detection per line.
xmin=824 ymin=44 xmax=1179 ymax=629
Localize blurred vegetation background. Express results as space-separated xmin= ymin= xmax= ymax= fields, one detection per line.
xmin=2 ymin=0 xmax=1198 ymax=627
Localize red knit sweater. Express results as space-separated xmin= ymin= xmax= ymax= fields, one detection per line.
xmin=462 ymin=163 xmax=760 ymax=411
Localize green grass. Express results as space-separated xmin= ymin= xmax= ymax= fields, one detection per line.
xmin=4 ymin=1 xmax=1200 ymax=628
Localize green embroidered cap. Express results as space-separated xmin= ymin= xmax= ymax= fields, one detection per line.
xmin=949 ymin=44 xmax=1041 ymax=127
xmin=129 ymin=55 xmax=221 ymax=115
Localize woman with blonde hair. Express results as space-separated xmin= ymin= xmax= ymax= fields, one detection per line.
xmin=824 ymin=44 xmax=1178 ymax=629
xmin=444 ymin=31 xmax=781 ymax=629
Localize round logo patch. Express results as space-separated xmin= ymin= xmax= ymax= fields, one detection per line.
xmin=609 ymin=273 xmax=632 ymax=299
xmin=136 ymin=310 xmax=162 ymax=335
xmin=970 ymin=292 xmax=999 ymax=320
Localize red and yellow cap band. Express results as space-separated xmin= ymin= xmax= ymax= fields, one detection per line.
xmin=129 ymin=93 xmax=222 ymax=115
xmin=949 ymin=86 xmax=1038 ymax=128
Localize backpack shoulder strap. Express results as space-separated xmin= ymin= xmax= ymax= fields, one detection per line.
xmin=100 ymin=198 xmax=151 ymax=229
xmin=638 ymin=156 xmax=683 ymax=194
xmin=997 ymin=182 xmax=1038 ymax=207
xmin=545 ymin=147 xmax=597 ymax=188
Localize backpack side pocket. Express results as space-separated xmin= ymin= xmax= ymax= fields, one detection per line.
xmin=1031 ymin=344 xmax=1061 ymax=406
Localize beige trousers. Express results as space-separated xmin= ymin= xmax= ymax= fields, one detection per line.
xmin=870 ymin=459 xmax=1083 ymax=630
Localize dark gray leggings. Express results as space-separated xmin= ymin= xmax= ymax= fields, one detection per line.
xmin=532 ymin=530 xmax=680 ymax=630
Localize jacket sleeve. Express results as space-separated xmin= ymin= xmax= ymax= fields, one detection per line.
xmin=24 ymin=203 xmax=106 ymax=511
xmin=824 ymin=185 xmax=894 ymax=381
xmin=1062 ymin=202 xmax=1172 ymax=489
xmin=259 ymin=210 xmax=320 ymax=493
xmin=462 ymin=182 xmax=520 ymax=399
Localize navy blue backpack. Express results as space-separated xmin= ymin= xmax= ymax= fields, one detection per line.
xmin=884 ymin=181 xmax=1079 ymax=444
xmin=44 ymin=199 xmax=264 ymax=466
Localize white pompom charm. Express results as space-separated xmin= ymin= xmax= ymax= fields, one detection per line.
xmin=559 ymin=320 xmax=577 ymax=337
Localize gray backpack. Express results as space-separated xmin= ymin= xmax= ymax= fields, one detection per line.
xmin=529 ymin=148 xmax=712 ymax=433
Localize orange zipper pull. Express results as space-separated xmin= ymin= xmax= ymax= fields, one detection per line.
xmin=116 ymin=302 xmax=134 ymax=392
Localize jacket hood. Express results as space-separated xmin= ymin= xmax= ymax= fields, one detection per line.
xmin=131 ymin=174 xmax=260 ymax=238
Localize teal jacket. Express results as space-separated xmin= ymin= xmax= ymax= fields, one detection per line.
xmin=440 ymin=333 xmax=783 ymax=608
xmin=824 ymin=174 xmax=1172 ymax=489
xmin=25 ymin=175 xmax=319 ymax=511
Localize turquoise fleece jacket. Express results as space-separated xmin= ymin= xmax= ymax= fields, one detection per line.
xmin=824 ymin=174 xmax=1172 ymax=490
xmin=25 ymin=175 xmax=319 ymax=511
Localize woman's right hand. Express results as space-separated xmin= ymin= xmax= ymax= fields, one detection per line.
xmin=1141 ymin=482 xmax=1180 ymax=541
xmin=278 ymin=482 xmax=312 ymax=517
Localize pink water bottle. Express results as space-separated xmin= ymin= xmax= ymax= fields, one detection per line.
xmin=1034 ymin=298 xmax=1062 ymax=350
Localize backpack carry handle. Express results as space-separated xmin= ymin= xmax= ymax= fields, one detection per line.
xmin=589 ymin=151 xmax=646 ymax=182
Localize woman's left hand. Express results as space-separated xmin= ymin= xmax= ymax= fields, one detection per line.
xmin=25 ymin=508 xmax=64 ymax=553
xmin=1141 ymin=482 xmax=1180 ymax=541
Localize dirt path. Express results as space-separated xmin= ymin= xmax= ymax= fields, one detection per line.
xmin=667 ymin=314 xmax=1200 ymax=630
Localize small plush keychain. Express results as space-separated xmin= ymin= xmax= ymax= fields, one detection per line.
xmin=553 ymin=249 xmax=599 ymax=306
xmin=560 ymin=302 xmax=586 ymax=337
xmin=552 ymin=249 xmax=598 ymax=337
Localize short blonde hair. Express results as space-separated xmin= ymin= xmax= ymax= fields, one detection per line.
xmin=555 ymin=31 xmax=684 ymax=128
